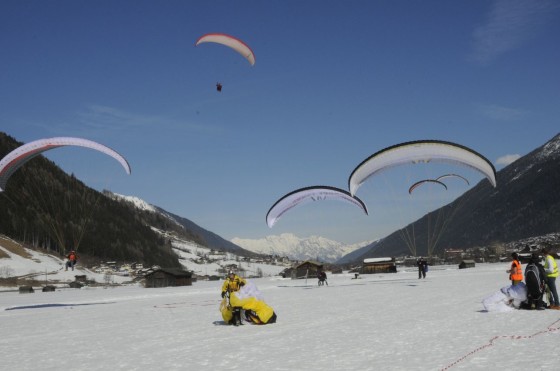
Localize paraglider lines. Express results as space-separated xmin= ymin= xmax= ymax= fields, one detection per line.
xmin=441 ymin=318 xmax=560 ymax=370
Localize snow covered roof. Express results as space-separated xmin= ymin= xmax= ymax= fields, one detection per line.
xmin=363 ymin=257 xmax=393 ymax=264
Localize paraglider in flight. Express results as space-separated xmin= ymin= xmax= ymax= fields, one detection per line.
xmin=408 ymin=179 xmax=448 ymax=195
xmin=435 ymin=173 xmax=470 ymax=186
xmin=216 ymin=83 xmax=223 ymax=92
xmin=348 ymin=140 xmax=496 ymax=196
xmin=195 ymin=33 xmax=256 ymax=66
xmin=266 ymin=185 xmax=368 ymax=228
xmin=0 ymin=137 xmax=131 ymax=192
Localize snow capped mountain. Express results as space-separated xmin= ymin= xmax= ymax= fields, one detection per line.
xmin=533 ymin=133 xmax=560 ymax=164
xmin=105 ymin=191 xmax=372 ymax=263
xmin=231 ymin=233 xmax=373 ymax=263
xmin=108 ymin=192 xmax=157 ymax=213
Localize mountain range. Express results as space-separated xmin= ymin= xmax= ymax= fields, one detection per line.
xmin=232 ymin=233 xmax=373 ymax=263
xmin=1 ymin=131 xmax=559 ymax=267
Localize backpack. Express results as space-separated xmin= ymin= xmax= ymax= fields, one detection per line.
xmin=525 ymin=263 xmax=544 ymax=299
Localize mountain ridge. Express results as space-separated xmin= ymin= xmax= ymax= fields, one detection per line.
xmin=347 ymin=133 xmax=560 ymax=263
xmin=232 ymin=233 xmax=373 ymax=263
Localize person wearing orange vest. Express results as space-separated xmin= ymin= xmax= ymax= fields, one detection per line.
xmin=507 ymin=252 xmax=523 ymax=286
xmin=542 ymin=247 xmax=559 ymax=309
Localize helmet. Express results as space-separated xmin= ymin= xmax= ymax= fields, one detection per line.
xmin=228 ymin=270 xmax=234 ymax=276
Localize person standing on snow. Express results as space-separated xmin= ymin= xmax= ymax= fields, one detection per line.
xmin=417 ymin=257 xmax=427 ymax=279
xmin=507 ymin=252 xmax=523 ymax=286
xmin=542 ymin=247 xmax=559 ymax=309
xmin=65 ymin=250 xmax=78 ymax=271
xmin=221 ymin=270 xmax=247 ymax=326
xmin=317 ymin=270 xmax=328 ymax=286
xmin=221 ymin=270 xmax=246 ymax=298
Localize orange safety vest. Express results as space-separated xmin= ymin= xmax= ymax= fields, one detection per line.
xmin=510 ymin=260 xmax=523 ymax=281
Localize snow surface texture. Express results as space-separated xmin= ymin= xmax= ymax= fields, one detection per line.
xmin=1 ymin=263 xmax=559 ymax=370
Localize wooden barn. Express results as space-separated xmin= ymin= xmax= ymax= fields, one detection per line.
xmin=144 ymin=268 xmax=193 ymax=288
xmin=360 ymin=257 xmax=397 ymax=274
xmin=291 ymin=261 xmax=323 ymax=279
xmin=458 ymin=260 xmax=476 ymax=269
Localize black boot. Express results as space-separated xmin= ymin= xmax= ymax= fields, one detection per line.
xmin=233 ymin=308 xmax=241 ymax=326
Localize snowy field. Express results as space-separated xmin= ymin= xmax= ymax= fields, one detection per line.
xmin=1 ymin=263 xmax=559 ymax=370
xmin=0 ymin=236 xmax=285 ymax=285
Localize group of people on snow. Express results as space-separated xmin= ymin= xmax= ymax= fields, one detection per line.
xmin=220 ymin=270 xmax=277 ymax=326
xmin=500 ymin=248 xmax=559 ymax=310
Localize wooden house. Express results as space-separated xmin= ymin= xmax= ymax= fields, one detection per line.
xmin=291 ymin=261 xmax=323 ymax=279
xmin=144 ymin=268 xmax=193 ymax=288
xmin=360 ymin=257 xmax=397 ymax=274
xmin=458 ymin=260 xmax=476 ymax=269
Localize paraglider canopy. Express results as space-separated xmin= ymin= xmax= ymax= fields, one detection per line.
xmin=348 ymin=140 xmax=496 ymax=196
xmin=266 ymin=185 xmax=368 ymax=228
xmin=408 ymin=179 xmax=448 ymax=195
xmin=195 ymin=33 xmax=256 ymax=66
xmin=0 ymin=137 xmax=131 ymax=192
xmin=435 ymin=173 xmax=470 ymax=186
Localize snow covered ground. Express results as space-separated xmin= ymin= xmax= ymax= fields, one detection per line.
xmin=0 ymin=235 xmax=286 ymax=285
xmin=0 ymin=240 xmax=132 ymax=285
xmin=1 ymin=262 xmax=559 ymax=370
xmin=170 ymin=238 xmax=286 ymax=278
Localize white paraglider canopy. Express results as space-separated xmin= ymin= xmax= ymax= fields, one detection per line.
xmin=0 ymin=137 xmax=131 ymax=191
xmin=266 ymin=185 xmax=368 ymax=228
xmin=348 ymin=140 xmax=496 ymax=197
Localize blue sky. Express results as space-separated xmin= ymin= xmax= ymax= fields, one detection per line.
xmin=1 ymin=0 xmax=559 ymax=245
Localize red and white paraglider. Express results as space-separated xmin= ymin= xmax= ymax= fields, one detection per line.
xmin=195 ymin=33 xmax=255 ymax=92
xmin=0 ymin=137 xmax=131 ymax=192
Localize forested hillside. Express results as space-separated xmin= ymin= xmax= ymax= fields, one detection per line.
xmin=0 ymin=133 xmax=181 ymax=267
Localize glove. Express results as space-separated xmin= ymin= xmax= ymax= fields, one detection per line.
xmin=239 ymin=282 xmax=245 ymax=287
xmin=221 ymin=291 xmax=226 ymax=298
